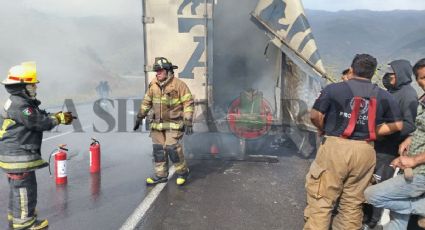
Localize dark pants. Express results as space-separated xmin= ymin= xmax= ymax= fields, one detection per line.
xmin=7 ymin=171 xmax=37 ymax=229
xmin=364 ymin=153 xmax=396 ymax=226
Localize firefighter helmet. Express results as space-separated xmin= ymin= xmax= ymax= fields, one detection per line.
xmin=2 ymin=62 xmax=39 ymax=85
xmin=153 ymin=57 xmax=178 ymax=71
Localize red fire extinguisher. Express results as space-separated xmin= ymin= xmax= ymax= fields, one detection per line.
xmin=89 ymin=138 xmax=101 ymax=173
xmin=49 ymin=144 xmax=68 ymax=185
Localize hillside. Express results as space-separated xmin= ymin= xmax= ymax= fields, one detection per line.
xmin=307 ymin=10 xmax=425 ymax=78
xmin=0 ymin=5 xmax=424 ymax=104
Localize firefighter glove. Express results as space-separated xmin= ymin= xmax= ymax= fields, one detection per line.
xmin=133 ymin=113 xmax=146 ymax=131
xmin=184 ymin=119 xmax=193 ymax=135
xmin=54 ymin=111 xmax=73 ymax=125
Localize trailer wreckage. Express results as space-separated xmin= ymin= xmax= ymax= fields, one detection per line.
xmin=142 ymin=0 xmax=331 ymax=158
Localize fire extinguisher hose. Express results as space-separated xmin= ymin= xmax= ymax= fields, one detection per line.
xmin=48 ymin=148 xmax=58 ymax=176
xmin=91 ymin=138 xmax=99 ymax=146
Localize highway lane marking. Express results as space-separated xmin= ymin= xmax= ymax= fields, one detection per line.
xmin=42 ymin=125 xmax=91 ymax=141
xmin=120 ymin=166 xmax=176 ymax=230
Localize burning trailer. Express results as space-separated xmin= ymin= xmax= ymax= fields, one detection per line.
xmin=142 ymin=0 xmax=331 ymax=158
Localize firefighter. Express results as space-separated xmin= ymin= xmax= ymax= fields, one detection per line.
xmin=304 ymin=54 xmax=403 ymax=230
xmin=134 ymin=57 xmax=194 ymax=186
xmin=0 ymin=62 xmax=74 ymax=230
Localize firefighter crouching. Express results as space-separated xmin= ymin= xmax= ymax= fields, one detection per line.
xmin=134 ymin=57 xmax=193 ymax=186
xmin=0 ymin=62 xmax=74 ymax=230
xmin=304 ymin=54 xmax=403 ymax=230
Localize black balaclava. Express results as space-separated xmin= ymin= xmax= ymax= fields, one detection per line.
xmin=5 ymin=84 xmax=36 ymax=100
xmin=382 ymin=73 xmax=395 ymax=90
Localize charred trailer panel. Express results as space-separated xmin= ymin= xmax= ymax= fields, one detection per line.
xmin=142 ymin=0 xmax=327 ymax=158
xmin=142 ymin=0 xmax=212 ymax=133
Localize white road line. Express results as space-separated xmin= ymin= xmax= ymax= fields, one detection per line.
xmin=42 ymin=125 xmax=91 ymax=141
xmin=120 ymin=166 xmax=176 ymax=230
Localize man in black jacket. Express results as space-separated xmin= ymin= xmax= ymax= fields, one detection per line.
xmin=304 ymin=54 xmax=403 ymax=230
xmin=363 ymin=59 xmax=418 ymax=229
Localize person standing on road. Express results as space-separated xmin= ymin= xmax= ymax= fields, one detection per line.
xmin=134 ymin=57 xmax=194 ymax=186
xmin=303 ymin=54 xmax=403 ymax=230
xmin=362 ymin=60 xmax=418 ymax=230
xmin=103 ymin=81 xmax=111 ymax=99
xmin=0 ymin=62 xmax=74 ymax=230
xmin=365 ymin=58 xmax=425 ymax=230
xmin=96 ymin=81 xmax=103 ymax=99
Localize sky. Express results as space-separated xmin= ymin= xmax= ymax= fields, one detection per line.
xmin=302 ymin=0 xmax=425 ymax=11
xmin=17 ymin=0 xmax=425 ymax=18
xmin=20 ymin=0 xmax=140 ymax=17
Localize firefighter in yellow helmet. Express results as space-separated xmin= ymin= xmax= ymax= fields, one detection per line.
xmin=0 ymin=62 xmax=74 ymax=230
xmin=134 ymin=57 xmax=194 ymax=186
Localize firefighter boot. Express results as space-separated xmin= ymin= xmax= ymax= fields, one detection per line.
xmin=176 ymin=170 xmax=190 ymax=186
xmin=8 ymin=213 xmax=12 ymax=229
xmin=25 ymin=219 xmax=49 ymax=230
xmin=146 ymin=176 xmax=168 ymax=185
xmin=12 ymin=219 xmax=48 ymax=230
xmin=8 ymin=210 xmax=38 ymax=229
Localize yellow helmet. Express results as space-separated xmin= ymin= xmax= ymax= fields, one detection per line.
xmin=2 ymin=62 xmax=39 ymax=85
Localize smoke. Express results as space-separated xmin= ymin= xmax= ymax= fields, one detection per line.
xmin=0 ymin=1 xmax=144 ymax=106
xmin=212 ymin=0 xmax=279 ymax=114
xmin=188 ymin=0 xmax=290 ymax=157
xmin=21 ymin=0 xmax=139 ymax=18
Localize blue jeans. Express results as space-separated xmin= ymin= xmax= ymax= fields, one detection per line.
xmin=364 ymin=174 xmax=425 ymax=230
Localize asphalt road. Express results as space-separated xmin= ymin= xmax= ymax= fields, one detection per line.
xmin=136 ymin=155 xmax=312 ymax=230
xmin=2 ymin=98 xmax=420 ymax=230
xmin=0 ymin=99 xmax=155 ymax=230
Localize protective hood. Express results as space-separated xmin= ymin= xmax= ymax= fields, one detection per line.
xmin=5 ymin=84 xmax=27 ymax=96
xmin=389 ymin=59 xmax=413 ymax=91
xmin=5 ymin=84 xmax=41 ymax=105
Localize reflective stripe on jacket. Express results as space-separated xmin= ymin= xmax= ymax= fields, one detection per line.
xmin=140 ymin=75 xmax=194 ymax=131
xmin=0 ymin=94 xmax=56 ymax=173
